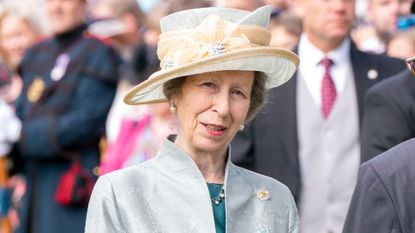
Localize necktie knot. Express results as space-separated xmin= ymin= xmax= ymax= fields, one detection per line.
xmin=320 ymin=57 xmax=333 ymax=70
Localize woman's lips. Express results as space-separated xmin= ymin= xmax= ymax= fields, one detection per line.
xmin=201 ymin=122 xmax=227 ymax=136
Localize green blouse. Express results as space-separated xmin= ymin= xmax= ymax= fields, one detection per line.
xmin=207 ymin=183 xmax=226 ymax=233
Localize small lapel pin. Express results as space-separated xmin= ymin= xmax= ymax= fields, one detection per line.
xmin=367 ymin=69 xmax=378 ymax=80
xmin=256 ymin=188 xmax=270 ymax=201
xmin=51 ymin=53 xmax=70 ymax=81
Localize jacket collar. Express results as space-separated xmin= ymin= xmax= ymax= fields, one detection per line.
xmin=156 ymin=135 xmax=233 ymax=193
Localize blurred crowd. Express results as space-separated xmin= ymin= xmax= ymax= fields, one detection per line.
xmin=0 ymin=0 xmax=413 ymax=232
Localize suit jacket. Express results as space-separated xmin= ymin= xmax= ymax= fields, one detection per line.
xmin=361 ymin=69 xmax=415 ymax=162
xmin=85 ymin=138 xmax=299 ymax=233
xmin=231 ymin=42 xmax=406 ymax=202
xmin=342 ymin=138 xmax=415 ymax=233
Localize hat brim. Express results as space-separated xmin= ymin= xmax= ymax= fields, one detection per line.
xmin=124 ymin=47 xmax=299 ymax=105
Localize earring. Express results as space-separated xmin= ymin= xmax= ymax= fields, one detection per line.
xmin=239 ymin=124 xmax=245 ymax=131
xmin=169 ymin=104 xmax=176 ymax=113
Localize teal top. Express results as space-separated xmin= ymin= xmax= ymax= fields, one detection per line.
xmin=207 ymin=183 xmax=226 ymax=233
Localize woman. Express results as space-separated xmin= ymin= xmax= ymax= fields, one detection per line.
xmin=85 ymin=6 xmax=299 ymax=233
xmin=0 ymin=3 xmax=42 ymax=71
xmin=0 ymin=3 xmax=42 ymax=104
xmin=0 ymin=5 xmax=42 ymax=231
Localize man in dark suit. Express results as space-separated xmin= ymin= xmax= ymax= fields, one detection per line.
xmin=231 ymin=0 xmax=406 ymax=232
xmin=361 ymin=69 xmax=415 ymax=162
xmin=13 ymin=0 xmax=121 ymax=232
xmin=342 ymin=138 xmax=415 ymax=233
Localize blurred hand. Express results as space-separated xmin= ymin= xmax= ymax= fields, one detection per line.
xmin=7 ymin=175 xmax=26 ymax=231
xmin=0 ymin=100 xmax=21 ymax=155
xmin=0 ymin=75 xmax=23 ymax=104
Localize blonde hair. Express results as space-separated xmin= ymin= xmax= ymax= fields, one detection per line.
xmin=0 ymin=2 xmax=43 ymax=68
xmin=0 ymin=1 xmax=44 ymax=34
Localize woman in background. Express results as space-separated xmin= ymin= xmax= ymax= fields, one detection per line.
xmin=0 ymin=4 xmax=42 ymax=231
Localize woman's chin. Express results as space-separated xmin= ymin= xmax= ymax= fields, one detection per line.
xmin=192 ymin=137 xmax=229 ymax=155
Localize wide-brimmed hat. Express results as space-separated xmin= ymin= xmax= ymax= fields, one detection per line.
xmin=124 ymin=5 xmax=299 ymax=105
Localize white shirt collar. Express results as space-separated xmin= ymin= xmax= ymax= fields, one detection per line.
xmin=298 ymin=33 xmax=351 ymax=67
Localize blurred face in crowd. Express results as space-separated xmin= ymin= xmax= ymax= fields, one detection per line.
xmin=387 ymin=34 xmax=415 ymax=59
xmin=269 ymin=26 xmax=299 ymax=50
xmin=0 ymin=14 xmax=39 ymax=69
xmin=300 ymin=0 xmax=355 ymax=52
xmin=172 ymin=71 xmax=253 ymax=157
xmin=45 ymin=0 xmax=86 ymax=34
xmin=367 ymin=0 xmax=412 ymax=37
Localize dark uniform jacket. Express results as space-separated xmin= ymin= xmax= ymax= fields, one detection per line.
xmin=14 ymin=24 xmax=121 ymax=233
xmin=342 ymin=138 xmax=415 ymax=233
xmin=231 ymin=42 xmax=406 ymax=203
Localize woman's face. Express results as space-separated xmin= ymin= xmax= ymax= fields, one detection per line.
xmin=0 ymin=15 xmax=39 ymax=69
xmin=172 ymin=70 xmax=254 ymax=156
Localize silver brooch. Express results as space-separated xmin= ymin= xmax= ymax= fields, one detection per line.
xmin=207 ymin=43 xmax=225 ymax=57
xmin=256 ymin=188 xmax=270 ymax=201
xmin=161 ymin=58 xmax=174 ymax=70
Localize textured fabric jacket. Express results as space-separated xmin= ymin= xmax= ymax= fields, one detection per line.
xmin=85 ymin=138 xmax=299 ymax=233
xmin=342 ymin=138 xmax=415 ymax=233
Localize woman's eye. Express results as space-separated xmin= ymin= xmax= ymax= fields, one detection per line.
xmin=233 ymin=90 xmax=246 ymax=98
xmin=201 ymin=82 xmax=215 ymax=88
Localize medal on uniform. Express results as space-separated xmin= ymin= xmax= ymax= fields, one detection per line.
xmin=51 ymin=53 xmax=70 ymax=81
xmin=27 ymin=76 xmax=45 ymax=103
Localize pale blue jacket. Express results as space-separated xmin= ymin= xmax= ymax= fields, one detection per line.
xmin=85 ymin=138 xmax=299 ymax=233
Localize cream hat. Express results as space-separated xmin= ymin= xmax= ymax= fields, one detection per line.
xmin=124 ymin=5 xmax=299 ymax=105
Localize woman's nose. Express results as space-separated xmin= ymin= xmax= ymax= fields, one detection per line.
xmin=212 ymin=93 xmax=230 ymax=118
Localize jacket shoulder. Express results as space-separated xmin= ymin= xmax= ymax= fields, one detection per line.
xmin=20 ymin=37 xmax=54 ymax=62
xmin=77 ymin=35 xmax=123 ymax=83
xmin=367 ymin=138 xmax=415 ymax=175
xmin=351 ymin=46 xmax=406 ymax=78
xmin=367 ymin=70 xmax=414 ymax=96
xmin=352 ymin=45 xmax=404 ymax=66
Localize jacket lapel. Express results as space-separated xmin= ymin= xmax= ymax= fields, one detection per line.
xmin=350 ymin=43 xmax=376 ymax=123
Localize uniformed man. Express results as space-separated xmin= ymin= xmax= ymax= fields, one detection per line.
xmin=13 ymin=0 xmax=121 ymax=232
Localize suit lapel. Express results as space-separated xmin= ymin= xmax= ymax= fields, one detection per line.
xmin=350 ymin=43 xmax=376 ymax=123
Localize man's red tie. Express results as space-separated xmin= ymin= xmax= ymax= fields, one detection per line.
xmin=321 ymin=57 xmax=336 ymax=119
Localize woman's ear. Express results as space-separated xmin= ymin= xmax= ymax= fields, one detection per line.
xmin=170 ymin=91 xmax=181 ymax=106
